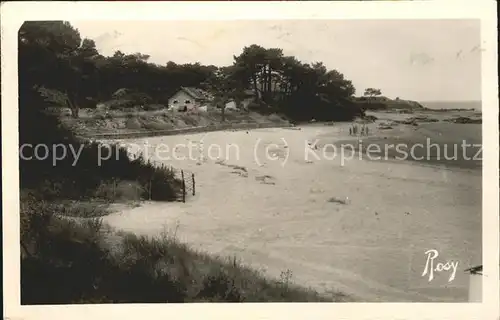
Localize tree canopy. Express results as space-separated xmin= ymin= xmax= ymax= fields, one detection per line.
xmin=19 ymin=21 xmax=362 ymax=121
xmin=363 ymin=88 xmax=382 ymax=99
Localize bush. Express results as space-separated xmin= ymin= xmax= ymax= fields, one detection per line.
xmin=94 ymin=111 xmax=112 ymax=120
xmin=20 ymin=200 xmax=333 ymax=304
xmin=20 ymin=89 xmax=181 ymax=201
xmin=247 ymin=101 xmax=262 ymax=111
xmin=93 ymin=180 xmax=143 ymax=202
xmin=107 ymin=99 xmax=136 ymax=110
xmin=143 ymin=104 xmax=166 ymax=111
xmin=126 ymin=92 xmax=153 ymax=105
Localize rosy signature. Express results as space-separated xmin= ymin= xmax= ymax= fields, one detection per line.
xmin=421 ymin=249 xmax=459 ymax=282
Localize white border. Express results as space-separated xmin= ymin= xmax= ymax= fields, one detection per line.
xmin=1 ymin=1 xmax=498 ymax=320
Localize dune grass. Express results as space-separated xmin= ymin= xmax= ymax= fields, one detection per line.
xmin=20 ymin=193 xmax=340 ymax=304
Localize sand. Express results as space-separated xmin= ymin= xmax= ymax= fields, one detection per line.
xmin=101 ymin=119 xmax=482 ymax=302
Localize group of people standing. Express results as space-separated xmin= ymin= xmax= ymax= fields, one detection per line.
xmin=349 ymin=123 xmax=370 ymax=136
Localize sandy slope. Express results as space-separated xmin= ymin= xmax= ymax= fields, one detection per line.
xmin=101 ymin=123 xmax=481 ymax=302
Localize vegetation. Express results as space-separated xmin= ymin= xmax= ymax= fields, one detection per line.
xmin=19 ymin=21 xmax=363 ymax=123
xmin=363 ymin=88 xmax=382 ymax=102
xmin=21 ymin=193 xmax=342 ymax=304
xmin=18 ymin=21 xmax=347 ymax=303
xmin=352 ymin=91 xmax=425 ymax=111
xmin=20 ymin=87 xmax=180 ymax=202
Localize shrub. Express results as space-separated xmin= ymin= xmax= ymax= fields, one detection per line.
xmin=21 ymin=202 xmax=332 ymax=304
xmin=126 ymin=92 xmax=153 ymax=105
xmin=107 ymin=99 xmax=136 ymax=110
xmin=143 ymin=104 xmax=166 ymax=111
xmin=20 ymin=89 xmax=181 ymax=201
xmin=93 ymin=180 xmax=143 ymax=202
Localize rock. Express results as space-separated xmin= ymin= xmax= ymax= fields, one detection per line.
xmin=378 ymin=124 xmax=393 ymax=130
xmin=363 ymin=115 xmax=378 ymax=122
xmin=444 ymin=116 xmax=482 ymax=124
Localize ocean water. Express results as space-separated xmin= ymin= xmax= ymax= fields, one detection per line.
xmin=421 ymin=101 xmax=482 ymax=111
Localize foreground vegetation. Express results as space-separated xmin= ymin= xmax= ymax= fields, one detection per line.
xmin=18 ymin=21 xmax=347 ymax=303
xmin=21 ymin=193 xmax=343 ymax=304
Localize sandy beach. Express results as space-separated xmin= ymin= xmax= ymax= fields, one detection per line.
xmin=100 ymin=114 xmax=482 ymax=302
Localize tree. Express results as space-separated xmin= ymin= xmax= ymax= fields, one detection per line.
xmin=233 ymin=45 xmax=268 ymax=100
xmin=18 ymin=21 xmax=102 ymax=118
xmin=202 ymin=66 xmax=244 ymax=121
xmin=19 ymin=23 xmax=361 ymax=122
xmin=363 ymin=88 xmax=382 ymax=102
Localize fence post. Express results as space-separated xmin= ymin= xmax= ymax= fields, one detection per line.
xmin=181 ymin=170 xmax=186 ymax=203
xmin=192 ymin=173 xmax=195 ymax=196
xmin=149 ymin=175 xmax=152 ymax=200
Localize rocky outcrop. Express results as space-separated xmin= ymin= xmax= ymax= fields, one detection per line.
xmin=352 ymin=97 xmax=424 ymax=111
xmin=444 ymin=116 xmax=482 ymax=124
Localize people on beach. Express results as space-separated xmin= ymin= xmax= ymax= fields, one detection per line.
xmin=349 ymin=123 xmax=372 ymax=136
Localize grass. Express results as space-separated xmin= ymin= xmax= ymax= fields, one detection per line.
xmin=21 ymin=194 xmax=340 ymax=304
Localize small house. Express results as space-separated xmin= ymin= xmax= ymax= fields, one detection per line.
xmin=168 ymin=87 xmax=213 ymax=112
xmin=224 ymin=100 xmax=238 ymax=111
xmin=224 ymin=90 xmax=256 ymax=111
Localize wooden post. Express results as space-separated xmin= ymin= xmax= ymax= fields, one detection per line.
xmin=192 ymin=173 xmax=195 ymax=196
xmin=466 ymin=266 xmax=483 ymax=302
xmin=181 ymin=170 xmax=186 ymax=203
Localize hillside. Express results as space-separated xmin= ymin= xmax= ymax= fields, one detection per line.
xmin=57 ymin=107 xmax=292 ymax=138
xmin=352 ymin=96 xmax=425 ymax=111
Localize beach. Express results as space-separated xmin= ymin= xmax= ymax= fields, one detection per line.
xmin=100 ymin=112 xmax=482 ymax=302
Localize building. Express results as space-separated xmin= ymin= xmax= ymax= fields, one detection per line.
xmin=168 ymin=87 xmax=213 ymax=112
xmin=224 ymin=89 xmax=256 ymax=111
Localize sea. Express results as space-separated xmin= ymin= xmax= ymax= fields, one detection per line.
xmin=421 ymin=100 xmax=482 ymax=111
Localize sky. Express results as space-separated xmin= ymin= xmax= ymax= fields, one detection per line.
xmin=71 ymin=19 xmax=482 ymax=102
